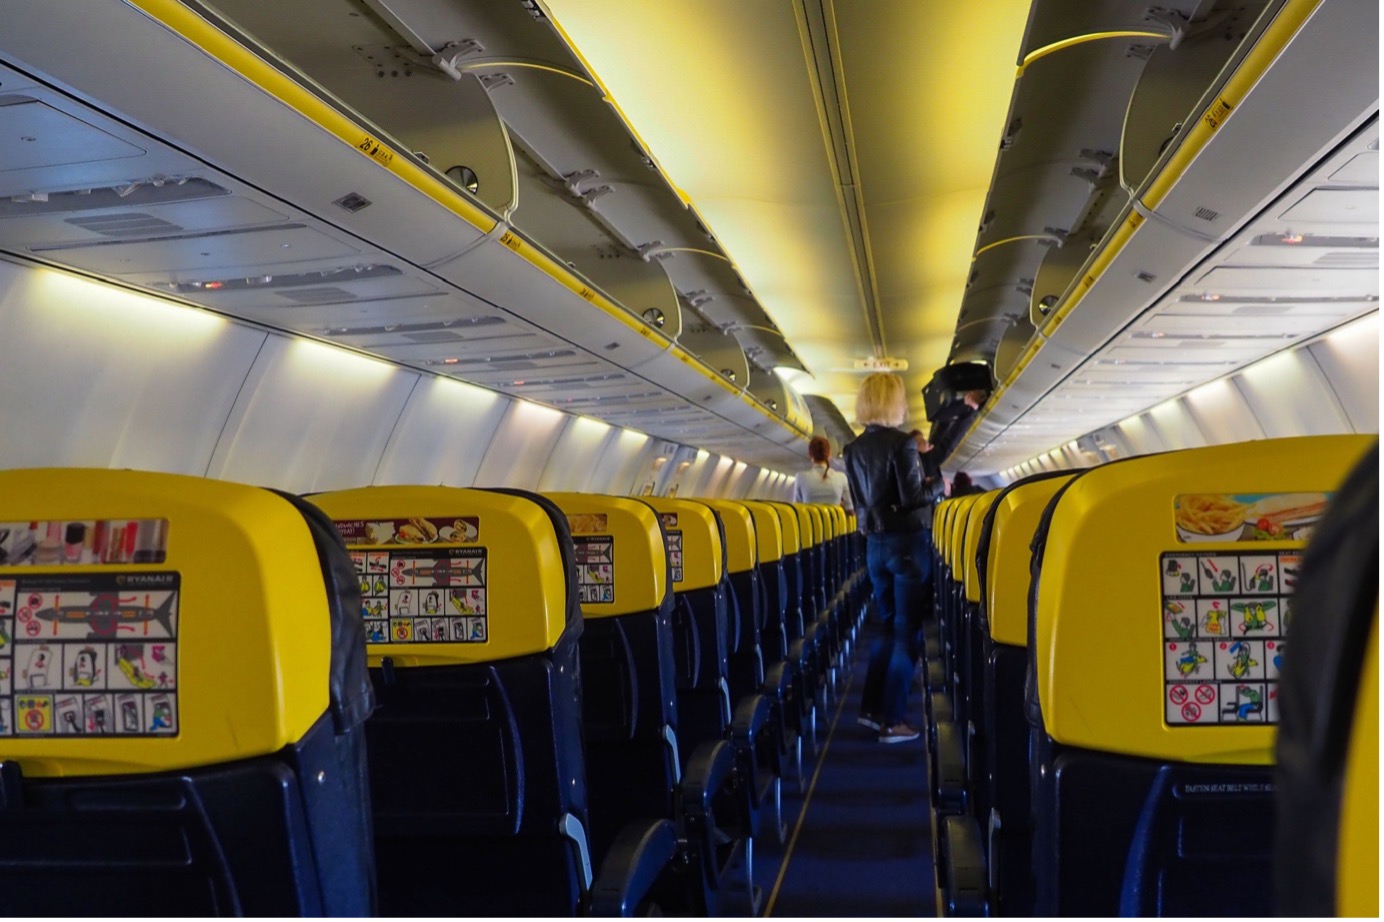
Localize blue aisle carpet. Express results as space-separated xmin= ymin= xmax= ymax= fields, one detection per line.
xmin=753 ymin=622 xmax=937 ymax=917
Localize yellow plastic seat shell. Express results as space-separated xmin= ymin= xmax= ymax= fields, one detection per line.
xmin=940 ymin=498 xmax=961 ymax=561
xmin=948 ymin=494 xmax=981 ymax=583
xmin=640 ymin=497 xmax=724 ymax=592
xmin=796 ymin=504 xmax=822 ymax=549
xmin=762 ymin=502 xmax=803 ymax=555
xmin=0 ymin=469 xmax=331 ymax=777
xmin=309 ymin=486 xmax=568 ymax=665
xmin=1337 ymin=613 xmax=1378 ymax=916
xmin=962 ymin=491 xmax=1001 ymax=604
xmin=986 ymin=475 xmax=1077 ymax=646
xmin=740 ymin=501 xmax=786 ymax=563
xmin=543 ymin=493 xmax=667 ymax=618
xmin=1034 ymin=434 xmax=1374 ymax=764
xmin=700 ymin=500 xmax=758 ymax=574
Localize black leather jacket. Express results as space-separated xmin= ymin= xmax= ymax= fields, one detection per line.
xmin=842 ymin=425 xmax=933 ymax=534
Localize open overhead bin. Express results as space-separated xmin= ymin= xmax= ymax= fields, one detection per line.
xmin=952 ymin=0 xmax=1379 ymax=473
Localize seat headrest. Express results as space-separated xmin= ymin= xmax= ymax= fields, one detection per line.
xmin=1032 ymin=435 xmax=1374 ymax=764
xmin=962 ymin=492 xmax=1000 ymax=604
xmin=801 ymin=505 xmax=825 ymax=546
xmin=309 ymin=486 xmax=572 ymax=664
xmin=761 ymin=502 xmax=802 ymax=555
xmin=948 ymin=494 xmax=981 ymax=578
xmin=544 ymin=493 xmax=668 ymax=618
xmin=701 ymin=500 xmax=758 ymax=574
xmin=739 ymin=501 xmax=785 ymax=563
xmin=641 ymin=497 xmax=724 ymax=591
xmin=0 ymin=469 xmax=355 ymax=776
xmin=985 ymin=474 xmax=1076 ymax=646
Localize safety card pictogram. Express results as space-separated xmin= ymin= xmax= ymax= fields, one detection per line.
xmin=0 ymin=572 xmax=180 ymax=737
xmin=574 ymin=536 xmax=614 ymax=604
xmin=352 ymin=547 xmax=488 ymax=644
xmin=1160 ymin=551 xmax=1299 ymax=726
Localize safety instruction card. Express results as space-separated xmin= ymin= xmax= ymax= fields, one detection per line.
xmin=1160 ymin=550 xmax=1298 ymax=725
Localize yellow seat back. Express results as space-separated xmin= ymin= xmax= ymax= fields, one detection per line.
xmin=1034 ymin=434 xmax=1373 ymax=763
xmin=701 ymin=500 xmax=758 ymax=574
xmin=640 ymin=497 xmax=724 ymax=591
xmin=0 ymin=469 xmax=333 ymax=776
xmin=544 ymin=493 xmax=668 ymax=618
xmin=309 ymin=486 xmax=569 ymax=664
xmin=763 ymin=502 xmax=802 ymax=555
xmin=1337 ymin=614 xmax=1379 ymax=916
xmin=740 ymin=501 xmax=785 ymax=563
xmin=948 ymin=495 xmax=980 ymax=583
xmin=986 ymin=475 xmax=1076 ymax=646
xmin=962 ymin=491 xmax=1001 ymax=604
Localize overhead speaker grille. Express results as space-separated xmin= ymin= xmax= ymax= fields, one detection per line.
xmin=64 ymin=213 xmax=184 ymax=237
xmin=277 ymin=287 xmax=357 ymax=303
xmin=401 ymin=331 xmax=465 ymax=343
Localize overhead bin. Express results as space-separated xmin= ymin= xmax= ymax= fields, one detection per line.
xmin=206 ymin=0 xmax=519 ymax=216
xmin=954 ymin=0 xmax=1380 ymax=472
xmin=0 ymin=0 xmax=808 ymax=470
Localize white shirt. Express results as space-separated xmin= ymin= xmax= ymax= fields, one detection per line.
xmin=792 ymin=463 xmax=854 ymax=512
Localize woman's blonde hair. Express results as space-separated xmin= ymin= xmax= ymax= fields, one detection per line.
xmin=855 ymin=372 xmax=907 ymax=427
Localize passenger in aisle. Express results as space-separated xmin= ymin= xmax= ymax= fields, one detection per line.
xmin=841 ymin=373 xmax=932 ymax=744
xmin=948 ymin=472 xmax=985 ymax=497
xmin=791 ymin=435 xmax=855 ymax=513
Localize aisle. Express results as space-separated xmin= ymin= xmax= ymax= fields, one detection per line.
xmin=753 ymin=623 xmax=938 ymax=917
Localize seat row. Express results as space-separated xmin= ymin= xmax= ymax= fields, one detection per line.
xmin=921 ymin=434 xmax=1376 ymax=916
xmin=0 ymin=471 xmax=866 ymax=917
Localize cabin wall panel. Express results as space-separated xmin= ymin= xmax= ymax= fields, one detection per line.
xmin=373 ymin=376 xmax=510 ymax=486
xmin=697 ymin=455 xmax=737 ymax=497
xmin=1181 ymin=378 xmax=1266 ymax=445
xmin=1306 ymin=314 xmax=1378 ymax=434
xmin=1116 ymin=415 xmax=1168 ymax=456
xmin=473 ymin=400 xmax=567 ymax=487
xmin=207 ymin=336 xmax=417 ymax=493
xmin=589 ymin=429 xmax=656 ymax=496
xmin=1233 ymin=349 xmax=1352 ymax=438
xmin=538 ymin=416 xmax=618 ymax=492
xmin=0 ymin=261 xmax=265 ymax=475
xmin=1147 ymin=398 xmax=1210 ymax=450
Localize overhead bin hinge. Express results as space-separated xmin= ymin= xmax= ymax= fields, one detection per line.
xmin=637 ymin=240 xmax=675 ymax=262
xmin=563 ymin=169 xmax=601 ymax=194
xmin=430 ymin=39 xmax=485 ymax=80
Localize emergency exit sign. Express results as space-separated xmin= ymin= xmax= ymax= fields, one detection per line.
xmin=854 ymin=357 xmax=909 ymax=371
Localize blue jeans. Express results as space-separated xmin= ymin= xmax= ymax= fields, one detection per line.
xmin=861 ymin=528 xmax=932 ymax=726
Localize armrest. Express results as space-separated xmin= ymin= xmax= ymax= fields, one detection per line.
xmin=679 ymin=739 xmax=741 ymax=890
xmin=934 ymin=722 xmax=968 ymax=815
xmin=681 ymin=738 xmax=736 ymax=816
xmin=940 ymin=813 xmax=988 ymax=916
xmin=731 ymin=691 xmax=773 ymax=744
xmin=588 ymin=818 xmax=680 ymax=917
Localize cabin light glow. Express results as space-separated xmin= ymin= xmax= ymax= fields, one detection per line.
xmin=34 ymin=268 xmax=226 ymax=342
xmin=289 ymin=337 xmax=396 ymax=383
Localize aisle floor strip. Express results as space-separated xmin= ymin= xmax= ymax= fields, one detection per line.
xmin=762 ymin=670 xmax=855 ymax=917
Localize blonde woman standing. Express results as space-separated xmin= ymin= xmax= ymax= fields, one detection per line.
xmin=841 ymin=373 xmax=932 ymax=743
xmin=791 ymin=436 xmax=854 ymax=512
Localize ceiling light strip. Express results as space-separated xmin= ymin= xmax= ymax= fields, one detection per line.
xmin=130 ymin=0 xmax=806 ymax=442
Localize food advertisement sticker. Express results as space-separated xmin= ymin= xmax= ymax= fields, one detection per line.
xmin=1173 ymin=492 xmax=1330 ymax=544
xmin=0 ymin=572 xmax=179 ymax=737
